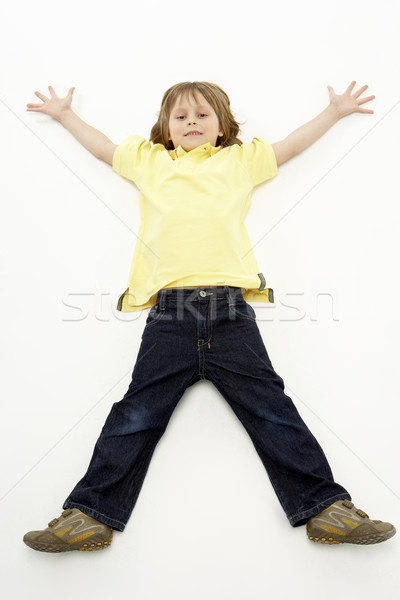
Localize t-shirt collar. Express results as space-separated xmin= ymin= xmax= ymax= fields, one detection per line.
xmin=168 ymin=142 xmax=222 ymax=160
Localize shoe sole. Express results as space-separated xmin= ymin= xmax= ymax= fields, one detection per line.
xmin=23 ymin=538 xmax=112 ymax=552
xmin=308 ymin=527 xmax=396 ymax=545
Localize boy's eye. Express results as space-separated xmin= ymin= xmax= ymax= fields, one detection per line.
xmin=176 ymin=114 xmax=207 ymax=119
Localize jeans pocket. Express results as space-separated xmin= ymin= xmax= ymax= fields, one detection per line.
xmin=144 ymin=303 xmax=166 ymax=329
xmin=230 ymin=299 xmax=257 ymax=322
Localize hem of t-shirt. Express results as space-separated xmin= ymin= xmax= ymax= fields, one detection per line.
xmin=117 ymin=274 xmax=275 ymax=312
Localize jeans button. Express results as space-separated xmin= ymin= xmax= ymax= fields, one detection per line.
xmin=199 ymin=291 xmax=206 ymax=297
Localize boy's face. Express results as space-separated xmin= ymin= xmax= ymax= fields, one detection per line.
xmin=168 ymin=92 xmax=223 ymax=152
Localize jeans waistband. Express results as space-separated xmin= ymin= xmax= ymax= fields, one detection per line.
xmin=156 ymin=286 xmax=244 ymax=309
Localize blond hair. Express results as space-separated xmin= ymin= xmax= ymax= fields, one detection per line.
xmin=150 ymin=81 xmax=243 ymax=150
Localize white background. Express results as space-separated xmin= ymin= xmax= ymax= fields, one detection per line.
xmin=1 ymin=0 xmax=400 ymax=598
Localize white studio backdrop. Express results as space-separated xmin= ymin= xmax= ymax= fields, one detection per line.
xmin=1 ymin=0 xmax=400 ymax=598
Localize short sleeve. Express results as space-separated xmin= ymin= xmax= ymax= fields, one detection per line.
xmin=112 ymin=135 xmax=151 ymax=182
xmin=240 ymin=137 xmax=278 ymax=187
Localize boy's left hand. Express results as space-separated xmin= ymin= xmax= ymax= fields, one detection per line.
xmin=328 ymin=81 xmax=375 ymax=118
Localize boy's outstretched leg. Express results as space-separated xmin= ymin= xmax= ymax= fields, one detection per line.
xmin=203 ymin=289 xmax=396 ymax=543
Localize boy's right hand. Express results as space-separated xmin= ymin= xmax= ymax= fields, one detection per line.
xmin=26 ymin=85 xmax=75 ymax=122
xmin=26 ymin=85 xmax=116 ymax=164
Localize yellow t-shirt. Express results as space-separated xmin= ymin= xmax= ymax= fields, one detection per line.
xmin=112 ymin=135 xmax=278 ymax=312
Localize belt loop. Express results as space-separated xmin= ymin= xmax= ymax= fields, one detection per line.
xmin=159 ymin=289 xmax=167 ymax=310
xmin=225 ymin=286 xmax=234 ymax=306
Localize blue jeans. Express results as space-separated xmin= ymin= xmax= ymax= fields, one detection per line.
xmin=63 ymin=285 xmax=350 ymax=530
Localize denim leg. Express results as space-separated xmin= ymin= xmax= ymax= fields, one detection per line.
xmin=63 ymin=300 xmax=200 ymax=531
xmin=203 ymin=295 xmax=351 ymax=526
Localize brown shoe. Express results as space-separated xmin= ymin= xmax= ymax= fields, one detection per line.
xmin=23 ymin=508 xmax=113 ymax=552
xmin=306 ymin=500 xmax=396 ymax=545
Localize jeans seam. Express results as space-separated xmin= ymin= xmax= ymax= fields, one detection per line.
xmin=230 ymin=305 xmax=257 ymax=322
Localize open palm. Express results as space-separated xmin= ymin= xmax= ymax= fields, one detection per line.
xmin=328 ymin=81 xmax=375 ymax=118
xmin=26 ymin=85 xmax=75 ymax=121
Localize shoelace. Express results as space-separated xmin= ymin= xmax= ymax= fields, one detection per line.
xmin=342 ymin=500 xmax=369 ymax=519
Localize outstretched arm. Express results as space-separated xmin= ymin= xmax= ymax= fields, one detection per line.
xmin=271 ymin=81 xmax=375 ymax=166
xmin=26 ymin=86 xmax=117 ymax=165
